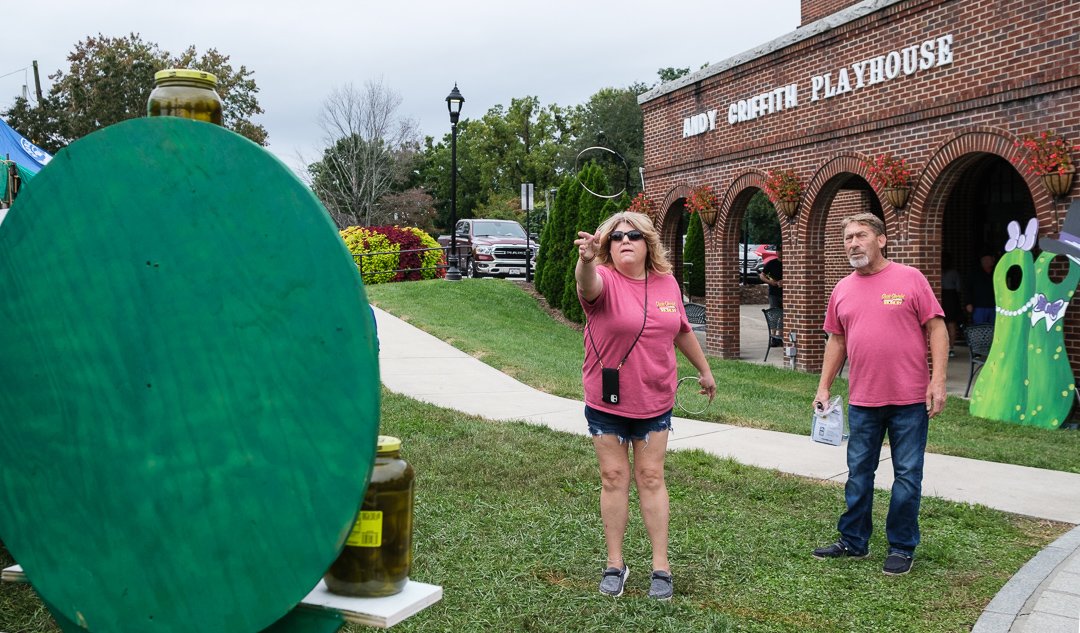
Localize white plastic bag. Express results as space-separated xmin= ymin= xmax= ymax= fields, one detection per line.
xmin=811 ymin=395 xmax=845 ymax=446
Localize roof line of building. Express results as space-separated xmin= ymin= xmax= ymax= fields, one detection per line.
xmin=637 ymin=0 xmax=907 ymax=105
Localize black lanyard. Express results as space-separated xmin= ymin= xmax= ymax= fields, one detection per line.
xmin=585 ymin=269 xmax=648 ymax=370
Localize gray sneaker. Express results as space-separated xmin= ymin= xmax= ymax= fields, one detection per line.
xmin=598 ymin=565 xmax=628 ymax=597
xmin=648 ymin=570 xmax=673 ymax=600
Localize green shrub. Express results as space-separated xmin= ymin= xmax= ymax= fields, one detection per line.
xmin=685 ymin=210 xmax=705 ymax=297
xmin=340 ymin=226 xmax=398 ymax=285
xmin=340 ymin=225 xmax=447 ymax=284
xmin=402 ymin=226 xmax=446 ymax=281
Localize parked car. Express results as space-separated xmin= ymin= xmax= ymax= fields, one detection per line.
xmin=437 ymin=219 xmax=538 ymax=278
xmin=738 ymin=243 xmax=763 ymax=281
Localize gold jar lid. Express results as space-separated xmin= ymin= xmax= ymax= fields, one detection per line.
xmin=154 ymin=68 xmax=218 ymax=86
xmin=376 ymin=435 xmax=401 ymax=454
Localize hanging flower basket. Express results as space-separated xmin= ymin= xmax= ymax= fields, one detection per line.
xmin=1041 ymin=169 xmax=1075 ymax=199
xmin=883 ymin=187 xmax=911 ymax=210
xmin=685 ymin=185 xmax=719 ymax=228
xmin=764 ymin=169 xmax=804 ymax=219
xmin=865 ymin=153 xmax=912 ymax=209
xmin=775 ymin=199 xmax=798 ymax=218
xmin=1013 ymin=131 xmax=1078 ymax=199
xmin=626 ymin=192 xmax=656 ymax=216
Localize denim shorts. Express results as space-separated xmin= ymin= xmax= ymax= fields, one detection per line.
xmin=584 ymin=405 xmax=673 ymax=444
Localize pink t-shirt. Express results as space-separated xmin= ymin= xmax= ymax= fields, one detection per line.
xmin=579 ymin=265 xmax=691 ymax=418
xmin=824 ymin=261 xmax=944 ymax=407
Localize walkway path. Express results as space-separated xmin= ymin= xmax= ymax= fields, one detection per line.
xmin=373 ymin=306 xmax=1080 ymax=632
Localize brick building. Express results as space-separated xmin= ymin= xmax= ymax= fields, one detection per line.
xmin=638 ymin=0 xmax=1080 ymax=383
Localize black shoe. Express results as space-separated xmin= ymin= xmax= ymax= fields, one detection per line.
xmin=812 ymin=541 xmax=869 ymax=560
xmin=883 ymin=553 xmax=913 ymax=576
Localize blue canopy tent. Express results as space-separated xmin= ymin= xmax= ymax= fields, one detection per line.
xmin=1 ymin=117 xmax=52 ymax=206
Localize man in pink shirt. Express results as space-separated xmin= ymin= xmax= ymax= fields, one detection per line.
xmin=812 ymin=213 xmax=948 ymax=576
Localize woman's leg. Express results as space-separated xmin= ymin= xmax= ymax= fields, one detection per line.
xmin=632 ymin=430 xmax=670 ymax=572
xmin=593 ymin=434 xmax=632 ymax=569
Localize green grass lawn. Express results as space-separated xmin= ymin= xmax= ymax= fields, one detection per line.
xmin=366 ymin=279 xmax=1080 ymax=474
xmin=2 ymin=391 xmax=1066 ymax=632
xmin=3 ymin=278 xmax=1074 ymax=632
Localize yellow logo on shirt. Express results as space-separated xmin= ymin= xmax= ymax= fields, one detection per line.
xmin=881 ymin=293 xmax=905 ymax=306
xmin=656 ymin=301 xmax=678 ymax=313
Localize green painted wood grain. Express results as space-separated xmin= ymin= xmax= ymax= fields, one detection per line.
xmin=1025 ymin=252 xmax=1079 ymax=428
xmin=970 ymin=249 xmax=1034 ymax=421
xmin=0 ymin=118 xmax=380 ymax=632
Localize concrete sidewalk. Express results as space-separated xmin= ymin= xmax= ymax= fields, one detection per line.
xmin=373 ymin=305 xmax=1080 ymax=632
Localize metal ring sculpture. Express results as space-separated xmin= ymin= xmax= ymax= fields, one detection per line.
xmin=675 ymin=375 xmax=712 ymax=415
xmin=574 ymin=146 xmax=630 ymax=199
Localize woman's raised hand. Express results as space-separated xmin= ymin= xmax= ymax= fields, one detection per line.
xmin=574 ymin=231 xmax=601 ymax=263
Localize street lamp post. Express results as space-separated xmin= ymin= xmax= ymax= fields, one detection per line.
xmin=445 ymin=84 xmax=464 ymax=281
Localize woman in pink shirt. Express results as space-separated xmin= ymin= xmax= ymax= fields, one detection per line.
xmin=574 ymin=211 xmax=716 ymax=600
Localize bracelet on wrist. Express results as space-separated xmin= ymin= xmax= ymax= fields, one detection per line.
xmin=580 ymin=254 xmax=596 ymax=264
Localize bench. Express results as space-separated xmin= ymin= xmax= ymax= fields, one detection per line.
xmin=684 ymin=302 xmax=707 ymax=330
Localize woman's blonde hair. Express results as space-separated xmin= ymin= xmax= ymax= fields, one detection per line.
xmin=592 ymin=211 xmax=672 ymax=275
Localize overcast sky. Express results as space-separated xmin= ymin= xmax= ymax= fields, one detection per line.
xmin=2 ymin=0 xmax=801 ymax=172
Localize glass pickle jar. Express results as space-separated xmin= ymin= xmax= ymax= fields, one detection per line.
xmin=324 ymin=435 xmax=415 ymax=597
xmin=146 ymin=68 xmax=223 ymax=126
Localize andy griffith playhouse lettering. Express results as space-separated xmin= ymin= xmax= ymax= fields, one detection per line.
xmin=682 ymin=34 xmax=954 ymax=137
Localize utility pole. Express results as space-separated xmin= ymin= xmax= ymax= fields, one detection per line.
xmin=32 ymin=61 xmax=44 ymax=107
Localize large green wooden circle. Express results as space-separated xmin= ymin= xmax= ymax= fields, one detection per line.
xmin=0 ymin=118 xmax=380 ymax=632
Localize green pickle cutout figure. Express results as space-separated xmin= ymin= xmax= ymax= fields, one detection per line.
xmin=970 ymin=211 xmax=1080 ymax=428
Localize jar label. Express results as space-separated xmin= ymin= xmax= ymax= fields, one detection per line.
xmin=346 ymin=511 xmax=383 ymax=547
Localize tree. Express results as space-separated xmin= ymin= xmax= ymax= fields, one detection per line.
xmin=306 ymin=79 xmax=420 ymax=228
xmin=418 ymin=97 xmax=572 ymax=232
xmin=560 ymin=163 xmax=613 ymax=323
xmin=745 ymin=191 xmax=782 ymax=245
xmin=560 ymin=87 xmax=644 ymax=199
xmin=537 ymin=176 xmax=580 ymax=307
xmin=378 ymin=188 xmax=438 ymax=234
xmin=2 ymin=96 xmax=68 ymax=154
xmin=657 ymin=67 xmax=691 ymax=83
xmin=3 ymin=33 xmax=268 ymax=149
xmin=50 ymin=33 xmax=169 ymax=141
xmin=684 ymin=211 xmax=705 ymax=297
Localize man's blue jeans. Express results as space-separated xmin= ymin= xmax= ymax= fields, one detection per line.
xmin=837 ymin=403 xmax=928 ymax=557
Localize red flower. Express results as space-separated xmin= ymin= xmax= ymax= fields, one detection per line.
xmin=685 ymin=185 xmax=718 ymax=214
xmin=763 ymin=169 xmax=804 ymax=204
xmin=864 ymin=153 xmax=911 ymax=190
xmin=1013 ymin=132 xmax=1076 ymax=176
xmin=626 ymin=192 xmax=655 ymax=215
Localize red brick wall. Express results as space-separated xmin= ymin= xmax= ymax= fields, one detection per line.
xmin=802 ymin=0 xmax=865 ymax=25
xmin=643 ymin=0 xmax=1080 ymax=385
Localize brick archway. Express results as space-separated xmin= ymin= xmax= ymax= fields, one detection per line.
xmin=788 ymin=154 xmax=885 ymax=370
xmin=657 ymin=184 xmax=692 ymax=300
xmin=914 ymin=127 xmax=1058 ymax=245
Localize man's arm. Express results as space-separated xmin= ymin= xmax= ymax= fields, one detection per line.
xmin=814 ymin=333 xmax=847 ymax=410
xmin=925 ymin=317 xmax=948 ymax=417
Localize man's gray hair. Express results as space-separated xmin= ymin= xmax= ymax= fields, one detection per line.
xmin=841 ymin=212 xmax=886 ymax=237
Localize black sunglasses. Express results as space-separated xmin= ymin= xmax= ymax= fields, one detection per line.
xmin=610 ymin=230 xmax=644 ymax=242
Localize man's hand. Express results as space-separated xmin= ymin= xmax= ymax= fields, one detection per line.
xmin=926 ymin=382 xmax=947 ymax=418
xmin=813 ymin=387 xmax=831 ymax=412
